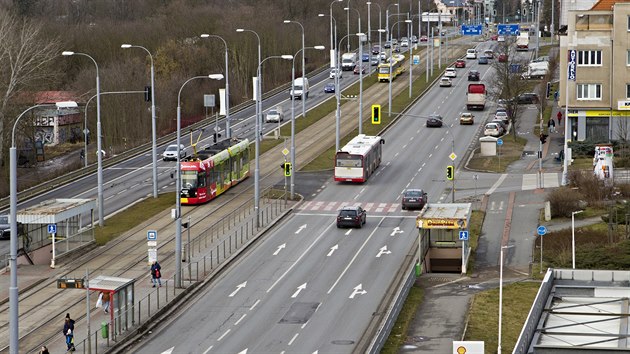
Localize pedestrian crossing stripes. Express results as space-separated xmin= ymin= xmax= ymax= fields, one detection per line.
xmin=299 ymin=200 xmax=404 ymax=214
xmin=521 ymin=173 xmax=560 ymax=191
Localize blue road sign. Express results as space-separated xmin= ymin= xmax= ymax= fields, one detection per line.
xmin=537 ymin=225 xmax=547 ymax=236
xmin=48 ymin=224 xmax=57 ymax=234
xmin=497 ymin=24 xmax=519 ymax=35
xmin=147 ymin=230 xmax=157 ymax=241
xmin=459 ymin=230 xmax=469 ymax=241
xmin=497 ymin=138 xmax=503 ymax=146
xmin=509 ymin=64 xmax=521 ymax=73
xmin=461 ymin=25 xmax=482 ymax=36
xmin=568 ymin=49 xmax=577 ymax=81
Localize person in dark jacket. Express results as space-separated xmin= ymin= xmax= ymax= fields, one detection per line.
xmin=63 ymin=313 xmax=76 ymax=351
xmin=150 ymin=261 xmax=162 ymax=287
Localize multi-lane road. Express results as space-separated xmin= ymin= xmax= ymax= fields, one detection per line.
xmin=131 ymin=39 xmax=512 ymax=353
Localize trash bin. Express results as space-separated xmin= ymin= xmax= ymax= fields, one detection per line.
xmin=101 ymin=322 xmax=108 ymax=338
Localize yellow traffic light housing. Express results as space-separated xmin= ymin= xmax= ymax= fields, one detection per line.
xmin=284 ymin=162 xmax=292 ymax=177
xmin=446 ymin=165 xmax=454 ymax=180
xmin=371 ymin=104 xmax=381 ymax=125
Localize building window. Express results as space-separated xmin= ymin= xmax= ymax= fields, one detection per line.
xmin=627 ymin=84 xmax=630 ymax=99
xmin=628 ymin=15 xmax=630 ymax=31
xmin=627 ymin=50 xmax=630 ymax=65
xmin=577 ymin=50 xmax=602 ymax=66
xmin=577 ymin=84 xmax=602 ymax=100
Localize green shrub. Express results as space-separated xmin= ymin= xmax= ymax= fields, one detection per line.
xmin=547 ymin=186 xmax=584 ymax=218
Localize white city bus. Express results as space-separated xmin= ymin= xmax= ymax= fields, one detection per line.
xmin=334 ymin=135 xmax=385 ymax=183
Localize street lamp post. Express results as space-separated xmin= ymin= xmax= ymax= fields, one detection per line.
xmin=388 ymin=20 xmax=411 ymax=116
xmin=284 ymin=20 xmax=306 ymax=122
xmin=62 ymin=51 xmax=104 ymax=227
xmin=572 ymin=210 xmax=583 ymax=269
xmin=199 ymin=34 xmax=232 ymax=139
xmin=385 ymin=3 xmax=400 ymax=52
xmin=370 ymin=2 xmax=383 ymax=60
xmin=320 ymin=13 xmax=341 ymax=151
xmin=347 ymin=0 xmax=351 ymax=52
xmin=290 ymin=46 xmax=324 ymax=199
xmin=346 ymin=7 xmax=364 ymax=134
xmin=236 ymin=28 xmax=263 ymax=227
xmin=330 ymin=0 xmax=344 ymax=68
xmin=10 ymin=101 xmax=77 ymax=354
xmin=175 ymin=74 xmax=224 ymax=287
xmin=498 ymin=244 xmax=514 ymax=354
xmin=120 ymin=44 xmax=159 ymax=199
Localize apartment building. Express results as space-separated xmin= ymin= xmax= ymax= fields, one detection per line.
xmin=559 ymin=1 xmax=630 ymax=143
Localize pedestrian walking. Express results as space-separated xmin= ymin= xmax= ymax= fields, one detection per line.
xmin=62 ymin=313 xmax=76 ymax=352
xmin=548 ymin=118 xmax=556 ymax=133
xmin=557 ymin=111 xmax=563 ymax=125
xmin=150 ymin=261 xmax=162 ymax=287
xmin=39 ymin=346 xmax=50 ymax=354
xmin=97 ymin=291 xmax=111 ymax=313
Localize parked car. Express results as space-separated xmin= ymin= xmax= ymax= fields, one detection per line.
xmin=491 ymin=119 xmax=509 ymax=133
xmin=455 ymin=59 xmax=466 ymax=68
xmin=372 ymin=45 xmax=381 ymax=54
xmin=459 ymin=112 xmax=475 ymax=125
xmin=484 ymin=122 xmax=504 ymax=137
xmin=478 ymin=56 xmax=489 ymax=65
xmin=162 ymin=144 xmax=186 ymax=161
xmin=354 ymin=64 xmax=368 ymax=74
xmin=420 ymin=35 xmax=428 ymax=42
xmin=517 ymin=92 xmax=540 ymax=104
xmin=336 ymin=206 xmax=367 ymax=228
xmin=467 ymin=70 xmax=480 ymax=81
xmin=483 ymin=49 xmax=494 ymax=59
xmin=494 ymin=111 xmax=509 ymax=124
xmin=265 ymin=106 xmax=284 ymax=123
xmin=329 ymin=67 xmax=343 ymax=79
xmin=466 ymin=48 xmax=477 ymax=59
xmin=426 ymin=114 xmax=443 ymax=128
xmin=498 ymin=53 xmax=508 ymax=62
xmin=445 ymin=67 xmax=457 ymax=78
xmin=401 ymin=189 xmax=428 ymax=210
xmin=439 ymin=77 xmax=452 ymax=87
xmin=324 ymin=83 xmax=336 ymax=93
xmin=0 ymin=215 xmax=9 ymax=240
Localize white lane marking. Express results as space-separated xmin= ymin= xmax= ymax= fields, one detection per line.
xmin=295 ymin=224 xmax=307 ymax=234
xmin=288 ymin=333 xmax=299 ymax=346
xmin=217 ymin=329 xmax=230 ymax=341
xmin=273 ymin=243 xmax=286 ymax=256
xmin=249 ymin=299 xmax=261 ymax=311
xmin=349 ymin=284 xmax=368 ymax=298
xmin=327 ymin=244 xmax=338 ymax=256
xmin=376 ymin=246 xmax=391 ymax=257
xmin=234 ymin=313 xmax=247 ymax=326
xmin=345 ymin=229 xmax=352 ymax=236
xmin=291 ymin=283 xmax=307 ymax=298
xmin=202 ymin=346 xmax=213 ymax=354
xmin=486 ymin=173 xmax=507 ymax=195
xmin=229 ymin=281 xmax=247 ymax=297
xmin=266 ymin=223 xmax=335 ymax=293
xmin=328 ymin=218 xmax=384 ymax=294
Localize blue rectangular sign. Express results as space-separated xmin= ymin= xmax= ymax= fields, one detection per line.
xmin=458 ymin=230 xmax=469 ymax=241
xmin=461 ymin=25 xmax=482 ymax=36
xmin=567 ymin=49 xmax=577 ymax=81
xmin=48 ymin=224 xmax=57 ymax=234
xmin=497 ymin=24 xmax=519 ymax=35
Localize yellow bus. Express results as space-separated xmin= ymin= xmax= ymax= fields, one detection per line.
xmin=377 ymin=59 xmax=404 ymax=82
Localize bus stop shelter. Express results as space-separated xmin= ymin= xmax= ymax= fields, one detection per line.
xmin=88 ymin=275 xmax=135 ymax=338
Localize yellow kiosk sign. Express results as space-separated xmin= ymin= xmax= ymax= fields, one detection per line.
xmin=417 ymin=218 xmax=467 ymax=229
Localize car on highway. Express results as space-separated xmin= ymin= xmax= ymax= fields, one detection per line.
xmin=265 ymin=107 xmax=284 ymax=123
xmin=483 ymin=49 xmax=494 ymax=59
xmin=379 ymin=51 xmax=387 ymax=60
xmin=354 ymin=64 xmax=368 ymax=74
xmin=420 ymin=35 xmax=428 ymax=42
xmin=490 ymin=34 xmax=498 ymax=41
xmin=392 ymin=44 xmax=401 ymax=53
xmin=498 ymin=53 xmax=508 ymax=62
xmin=411 ymin=35 xmax=418 ymax=43
xmin=455 ymin=59 xmax=466 ymax=68
xmin=0 ymin=215 xmax=9 ymax=240
xmin=329 ymin=67 xmax=342 ymax=79
xmin=391 ymin=38 xmax=398 ymax=46
xmin=384 ymin=41 xmax=391 ymax=48
xmin=324 ymin=83 xmax=336 ymax=93
xmin=401 ymin=189 xmax=428 ymax=210
xmin=484 ymin=122 xmax=504 ymax=137
xmin=444 ymin=67 xmax=457 ymax=77
xmin=467 ymin=70 xmax=480 ymax=81
xmin=162 ymin=144 xmax=186 ymax=161
xmin=439 ymin=77 xmax=452 ymax=87
xmin=426 ymin=114 xmax=443 ymax=128
xmin=362 ymin=53 xmax=370 ymax=62
xmin=400 ymin=38 xmax=409 ymax=47
xmin=478 ymin=56 xmax=489 ymax=65
xmin=372 ymin=45 xmax=381 ymax=54
xmin=497 ymin=35 xmax=505 ymax=42
xmin=370 ymin=55 xmax=380 ymax=66
xmin=517 ymin=92 xmax=540 ymax=104
xmin=336 ymin=206 xmax=367 ymax=228
xmin=459 ymin=112 xmax=475 ymax=125
xmin=466 ymin=48 xmax=477 ymax=59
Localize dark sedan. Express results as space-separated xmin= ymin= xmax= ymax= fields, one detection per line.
xmin=468 ymin=70 xmax=480 ymax=81
xmin=426 ymin=114 xmax=443 ymax=128
xmin=401 ymin=189 xmax=428 ymax=210
xmin=336 ymin=206 xmax=367 ymax=228
xmin=324 ymin=83 xmax=335 ymax=93
xmin=517 ymin=93 xmax=540 ymax=104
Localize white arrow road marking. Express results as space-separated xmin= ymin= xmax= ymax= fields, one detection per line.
xmin=349 ymin=284 xmax=367 ymax=299
xmin=390 ymin=227 xmax=404 ymax=236
xmin=295 ymin=224 xmax=307 ymax=234
xmin=273 ymin=243 xmax=286 ymax=256
xmin=237 ymin=350 xmax=247 ymax=354
xmin=345 ymin=229 xmax=352 ymax=236
xmin=327 ymin=244 xmax=339 ymax=257
xmin=376 ymin=246 xmax=392 ymax=258
xmin=292 ymin=283 xmax=307 ymax=298
xmin=161 ymin=348 xmax=174 ymax=354
xmin=229 ymin=281 xmax=247 ymax=297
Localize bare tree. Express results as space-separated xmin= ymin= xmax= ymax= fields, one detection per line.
xmin=486 ymin=38 xmax=530 ymax=139
xmin=0 ymin=9 xmax=62 ymax=168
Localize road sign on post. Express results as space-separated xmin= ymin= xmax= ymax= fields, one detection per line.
xmin=537 ymin=225 xmax=547 ymax=236
xmin=497 ymin=24 xmax=519 ymax=35
xmin=147 ymin=230 xmax=157 ymax=241
xmin=48 ymin=224 xmax=57 ymax=234
xmin=459 ymin=230 xmax=469 ymax=241
xmin=462 ymin=25 xmax=483 ymax=35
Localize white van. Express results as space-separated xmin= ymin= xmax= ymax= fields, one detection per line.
xmin=290 ymin=77 xmax=309 ymax=100
xmin=466 ymin=48 xmax=477 ymax=59
xmin=265 ymin=106 xmax=284 ymax=123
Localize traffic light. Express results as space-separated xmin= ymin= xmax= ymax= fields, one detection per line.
xmin=545 ymin=82 xmax=551 ymax=98
xmin=144 ymin=86 xmax=152 ymax=102
xmin=540 ymin=133 xmax=548 ymax=144
xmin=446 ymin=165 xmax=454 ymax=180
xmin=283 ymin=162 xmax=292 ymax=177
xmin=371 ymin=104 xmax=381 ymax=125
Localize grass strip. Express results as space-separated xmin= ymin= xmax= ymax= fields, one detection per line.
xmin=466 ymin=136 xmax=527 ymax=173
xmin=379 ymin=285 xmax=424 ymax=353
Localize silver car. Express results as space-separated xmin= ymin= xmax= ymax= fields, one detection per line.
xmin=162 ymin=144 xmax=186 ymax=161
